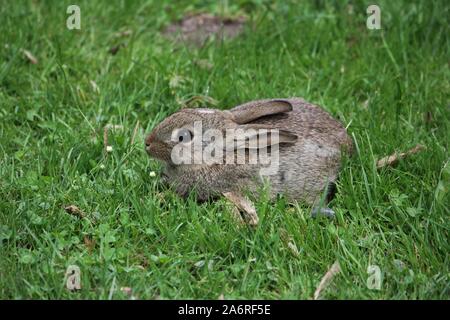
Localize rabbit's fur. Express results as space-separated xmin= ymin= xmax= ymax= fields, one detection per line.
xmin=145 ymin=98 xmax=352 ymax=205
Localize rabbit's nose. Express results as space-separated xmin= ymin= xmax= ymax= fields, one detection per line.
xmin=145 ymin=133 xmax=156 ymax=154
xmin=145 ymin=133 xmax=156 ymax=152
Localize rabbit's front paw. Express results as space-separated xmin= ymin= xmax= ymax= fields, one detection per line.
xmin=223 ymin=191 xmax=259 ymax=226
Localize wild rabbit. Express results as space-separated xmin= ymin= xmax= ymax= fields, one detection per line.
xmin=145 ymin=98 xmax=352 ymax=224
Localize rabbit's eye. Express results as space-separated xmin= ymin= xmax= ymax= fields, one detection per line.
xmin=177 ymin=128 xmax=192 ymax=143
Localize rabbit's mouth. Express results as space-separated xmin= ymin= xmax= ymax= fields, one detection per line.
xmin=145 ymin=142 xmax=172 ymax=163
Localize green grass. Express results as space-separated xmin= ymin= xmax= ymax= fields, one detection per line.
xmin=0 ymin=0 xmax=449 ymax=299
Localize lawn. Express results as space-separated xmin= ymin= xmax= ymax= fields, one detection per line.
xmin=0 ymin=0 xmax=448 ymax=299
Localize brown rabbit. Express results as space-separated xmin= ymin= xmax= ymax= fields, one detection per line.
xmin=145 ymin=98 xmax=352 ymax=223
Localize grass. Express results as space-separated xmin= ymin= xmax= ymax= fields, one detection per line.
xmin=0 ymin=0 xmax=449 ymax=299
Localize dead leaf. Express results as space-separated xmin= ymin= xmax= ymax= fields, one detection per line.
xmin=83 ymin=236 xmax=96 ymax=252
xmin=218 ymin=293 xmax=225 ymax=300
xmin=376 ymin=144 xmax=426 ymax=169
xmin=223 ymin=191 xmax=259 ymax=226
xmin=163 ymin=13 xmax=246 ymax=47
xmin=64 ymin=205 xmax=86 ymax=219
xmin=314 ymin=261 xmax=341 ymax=300
xmin=22 ymin=49 xmax=38 ymax=64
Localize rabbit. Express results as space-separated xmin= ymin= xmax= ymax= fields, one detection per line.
xmin=145 ymin=98 xmax=352 ymax=221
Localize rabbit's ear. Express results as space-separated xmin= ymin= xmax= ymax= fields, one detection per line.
xmin=229 ymin=124 xmax=297 ymax=149
xmin=231 ymin=100 xmax=293 ymax=124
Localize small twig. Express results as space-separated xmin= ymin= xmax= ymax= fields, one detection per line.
xmin=22 ymin=49 xmax=38 ymax=64
xmin=313 ymin=261 xmax=341 ymax=300
xmin=131 ymin=120 xmax=140 ymax=145
xmin=103 ymin=126 xmax=109 ymax=152
xmin=376 ymin=144 xmax=426 ymax=169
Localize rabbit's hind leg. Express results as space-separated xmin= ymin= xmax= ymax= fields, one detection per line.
xmin=311 ymin=206 xmax=335 ymax=218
